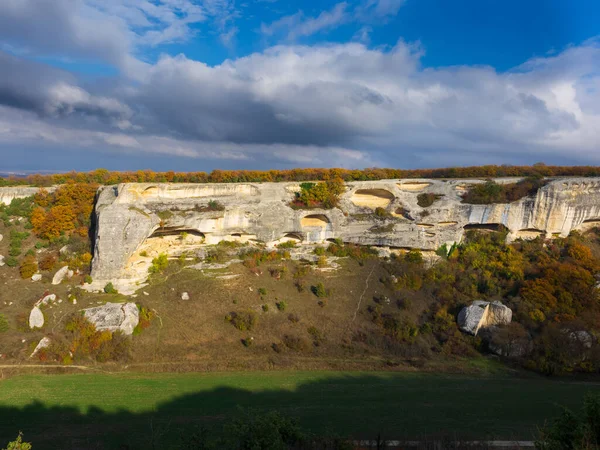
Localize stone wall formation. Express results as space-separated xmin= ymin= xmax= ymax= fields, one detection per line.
xmin=3 ymin=177 xmax=600 ymax=293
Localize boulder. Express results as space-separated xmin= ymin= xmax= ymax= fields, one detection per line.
xmin=0 ymin=255 xmax=4 ymax=267
xmin=29 ymin=306 xmax=44 ymax=329
xmin=37 ymin=294 xmax=56 ymax=306
xmin=30 ymin=337 xmax=51 ymax=358
xmin=83 ymin=302 xmax=139 ymax=335
xmin=31 ymin=273 xmax=42 ymax=282
xmin=181 ymin=292 xmax=190 ymax=300
xmin=52 ymin=266 xmax=70 ymax=285
xmin=457 ymin=300 xmax=512 ymax=335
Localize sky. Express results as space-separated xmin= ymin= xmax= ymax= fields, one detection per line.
xmin=0 ymin=0 xmax=599 ymax=173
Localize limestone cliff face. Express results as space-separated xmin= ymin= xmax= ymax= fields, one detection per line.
xmin=0 ymin=187 xmax=47 ymax=205
xmin=88 ymin=178 xmax=600 ymax=288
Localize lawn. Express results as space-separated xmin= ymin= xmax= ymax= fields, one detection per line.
xmin=0 ymin=370 xmax=598 ymax=448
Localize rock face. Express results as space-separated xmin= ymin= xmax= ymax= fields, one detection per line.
xmin=0 ymin=187 xmax=51 ymax=205
xmin=29 ymin=306 xmax=44 ymax=329
xmin=457 ymin=301 xmax=512 ymax=335
xmin=83 ymin=302 xmax=139 ymax=335
xmin=87 ymin=177 xmax=600 ymax=288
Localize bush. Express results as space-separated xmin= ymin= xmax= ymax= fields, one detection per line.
xmin=226 ymin=311 xmax=258 ymax=331
xmin=307 ymin=326 xmax=325 ymax=346
xmin=417 ymin=193 xmax=443 ymax=207
xmin=262 ymin=304 xmax=269 ymax=312
xmin=4 ymin=256 xmax=18 ymax=268
xmin=84 ymin=275 xmax=93 ymax=284
xmin=148 ymin=253 xmax=169 ymax=274
xmin=241 ymin=337 xmax=254 ymax=347
xmin=258 ymin=287 xmax=267 ymax=296
xmin=276 ymin=240 xmax=297 ymax=249
xmin=314 ymin=246 xmax=326 ymax=256
xmin=288 ymin=313 xmax=300 ymax=323
xmin=276 ymin=301 xmax=287 ymax=312
xmin=0 ymin=314 xmax=9 ymax=333
xmin=139 ymin=250 xmax=148 ymax=257
xmin=311 ymin=282 xmax=329 ymax=298
xmin=282 ymin=334 xmax=311 ymax=352
xmin=317 ymin=255 xmax=328 ymax=267
xmin=2 ymin=432 xmax=32 ymax=450
xmin=104 ymin=282 xmax=118 ymax=294
xmin=19 ymin=256 xmax=38 ymax=279
xmin=374 ymin=207 xmax=390 ymax=218
xmin=38 ymin=254 xmax=58 ymax=271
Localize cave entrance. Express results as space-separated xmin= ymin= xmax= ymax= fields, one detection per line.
xmin=350 ymin=189 xmax=395 ymax=209
xmin=463 ymin=223 xmax=507 ymax=233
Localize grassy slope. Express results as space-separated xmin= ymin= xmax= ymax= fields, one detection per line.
xmin=0 ymin=371 xmax=598 ymax=447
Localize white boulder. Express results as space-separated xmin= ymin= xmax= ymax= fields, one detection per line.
xmin=31 ymin=273 xmax=42 ymax=282
xmin=457 ymin=300 xmax=512 ymax=335
xmin=0 ymin=255 xmax=4 ymax=267
xmin=29 ymin=306 xmax=44 ymax=329
xmin=52 ymin=266 xmax=70 ymax=285
xmin=83 ymin=302 xmax=139 ymax=335
xmin=30 ymin=337 xmax=51 ymax=357
xmin=181 ymin=292 xmax=190 ymax=300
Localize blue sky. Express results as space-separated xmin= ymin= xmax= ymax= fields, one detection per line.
xmin=0 ymin=0 xmax=599 ymax=172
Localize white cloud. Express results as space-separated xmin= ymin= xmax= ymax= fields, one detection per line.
xmin=261 ymin=3 xmax=349 ymax=40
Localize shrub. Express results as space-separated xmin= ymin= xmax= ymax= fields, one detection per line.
xmin=417 ymin=193 xmax=443 ymax=208
xmin=462 ymin=177 xmax=546 ymax=205
xmin=156 ymin=210 xmax=173 ymax=221
xmin=269 ymin=267 xmax=287 ymax=279
xmin=38 ymin=253 xmax=58 ymax=271
xmin=311 ymin=282 xmax=329 ymax=298
xmin=0 ymin=314 xmax=9 ymax=333
xmin=317 ymin=255 xmax=328 ymax=267
xmin=5 ymin=256 xmax=18 ymax=268
xmin=3 ymin=432 xmax=32 ymax=450
xmin=104 ymin=282 xmax=118 ymax=294
xmin=374 ymin=207 xmax=390 ymax=218
xmin=307 ymin=326 xmax=325 ymax=346
xmin=314 ymin=246 xmax=326 ymax=256
xmin=288 ymin=313 xmax=300 ymax=323
xmin=84 ymin=275 xmax=93 ymax=284
xmin=276 ymin=301 xmax=287 ymax=311
xmin=276 ymin=240 xmax=297 ymax=249
xmin=294 ymin=280 xmax=305 ymax=293
xmin=19 ymin=256 xmax=38 ymax=279
xmin=35 ymin=240 xmax=50 ymax=249
xmin=262 ymin=304 xmax=269 ymax=312
xmin=258 ymin=287 xmax=267 ymax=296
xmin=139 ymin=250 xmax=148 ymax=257
xmin=289 ymin=178 xmax=345 ymax=209
xmin=282 ymin=334 xmax=311 ymax=352
xmin=148 ymin=253 xmax=169 ymax=274
xmin=226 ymin=311 xmax=258 ymax=331
xmin=241 ymin=337 xmax=254 ymax=347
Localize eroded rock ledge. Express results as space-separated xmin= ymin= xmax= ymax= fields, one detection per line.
xmin=89 ymin=178 xmax=600 ymax=291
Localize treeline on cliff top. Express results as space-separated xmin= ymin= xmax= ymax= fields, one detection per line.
xmin=1 ymin=164 xmax=600 ymax=187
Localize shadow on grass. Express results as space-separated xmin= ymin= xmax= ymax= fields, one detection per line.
xmin=0 ymin=372 xmax=595 ymax=449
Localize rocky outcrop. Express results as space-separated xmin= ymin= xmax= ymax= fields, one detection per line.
xmin=30 ymin=337 xmax=51 ymax=358
xmin=88 ymin=177 xmax=600 ymax=291
xmin=0 ymin=187 xmax=49 ymax=205
xmin=29 ymin=307 xmax=44 ymax=329
xmin=457 ymin=301 xmax=512 ymax=335
xmin=83 ymin=302 xmax=139 ymax=335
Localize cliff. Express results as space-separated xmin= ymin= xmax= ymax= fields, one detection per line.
xmin=88 ymin=177 xmax=600 ymax=292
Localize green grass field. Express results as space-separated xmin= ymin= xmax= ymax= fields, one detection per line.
xmin=0 ymin=370 xmax=598 ymax=449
